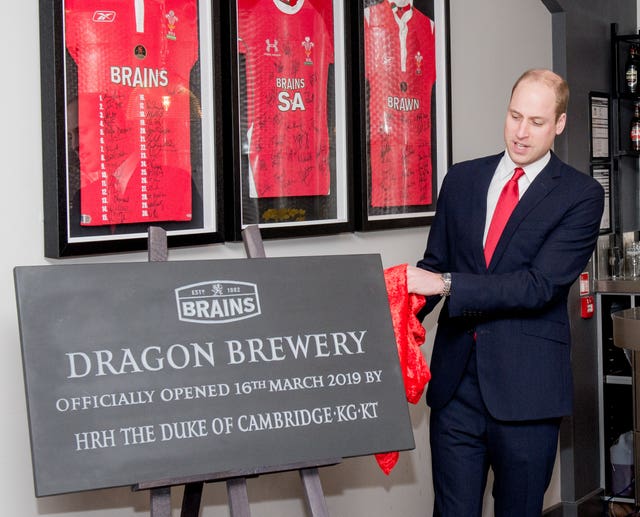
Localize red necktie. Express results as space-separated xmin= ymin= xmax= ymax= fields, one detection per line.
xmin=484 ymin=167 xmax=526 ymax=265
xmin=391 ymin=3 xmax=412 ymax=16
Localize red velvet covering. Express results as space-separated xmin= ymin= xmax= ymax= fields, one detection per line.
xmin=375 ymin=264 xmax=431 ymax=474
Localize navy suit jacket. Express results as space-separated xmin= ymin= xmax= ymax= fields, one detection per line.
xmin=418 ymin=152 xmax=604 ymax=421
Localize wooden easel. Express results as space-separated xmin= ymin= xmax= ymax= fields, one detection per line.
xmin=134 ymin=226 xmax=340 ymax=517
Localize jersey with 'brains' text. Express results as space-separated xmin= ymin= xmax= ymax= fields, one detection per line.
xmin=65 ymin=0 xmax=198 ymax=225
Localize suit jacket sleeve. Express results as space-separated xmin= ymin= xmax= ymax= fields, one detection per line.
xmin=416 ymin=154 xmax=604 ymax=420
xmin=451 ymin=180 xmax=602 ymax=317
xmin=419 ymin=157 xmax=604 ymax=320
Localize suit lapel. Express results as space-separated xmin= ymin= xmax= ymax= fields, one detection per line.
xmin=471 ymin=155 xmax=502 ymax=269
xmin=487 ymin=154 xmax=562 ymax=270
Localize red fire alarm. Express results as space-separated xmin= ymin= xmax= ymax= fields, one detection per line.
xmin=581 ymin=295 xmax=595 ymax=319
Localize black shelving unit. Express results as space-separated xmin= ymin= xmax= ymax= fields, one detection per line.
xmin=599 ymin=293 xmax=634 ymax=501
xmin=611 ymin=24 xmax=640 ymax=235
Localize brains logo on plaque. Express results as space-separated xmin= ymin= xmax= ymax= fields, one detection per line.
xmin=175 ymin=281 xmax=261 ymax=324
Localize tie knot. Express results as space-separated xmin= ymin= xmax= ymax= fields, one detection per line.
xmin=391 ymin=2 xmax=412 ymax=15
xmin=512 ymin=167 xmax=525 ymax=182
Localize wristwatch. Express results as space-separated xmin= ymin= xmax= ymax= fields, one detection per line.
xmin=440 ymin=272 xmax=452 ymax=297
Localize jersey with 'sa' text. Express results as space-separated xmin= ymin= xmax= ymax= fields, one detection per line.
xmin=365 ymin=2 xmax=436 ymax=208
xmin=237 ymin=0 xmax=334 ymax=198
xmin=65 ymin=0 xmax=198 ymax=225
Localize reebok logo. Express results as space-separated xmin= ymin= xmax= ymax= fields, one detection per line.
xmin=93 ymin=11 xmax=116 ymax=22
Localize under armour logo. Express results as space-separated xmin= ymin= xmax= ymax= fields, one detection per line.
xmin=265 ymin=39 xmax=279 ymax=54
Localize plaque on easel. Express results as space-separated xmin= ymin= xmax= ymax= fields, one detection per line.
xmin=14 ymin=226 xmax=414 ymax=516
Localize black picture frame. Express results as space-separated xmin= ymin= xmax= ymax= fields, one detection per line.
xmin=354 ymin=0 xmax=451 ymax=231
xmin=224 ymin=0 xmax=354 ymax=241
xmin=39 ymin=0 xmax=225 ymax=258
xmin=589 ymin=91 xmax=611 ymax=162
xmin=591 ymin=163 xmax=612 ymax=234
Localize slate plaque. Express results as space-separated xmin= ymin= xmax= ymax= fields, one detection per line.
xmin=14 ymin=255 xmax=414 ymax=496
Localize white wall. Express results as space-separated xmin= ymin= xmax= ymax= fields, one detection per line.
xmin=0 ymin=0 xmax=552 ymax=515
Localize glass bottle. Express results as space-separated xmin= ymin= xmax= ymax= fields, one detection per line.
xmin=626 ymin=44 xmax=639 ymax=94
xmin=631 ymin=101 xmax=640 ymax=151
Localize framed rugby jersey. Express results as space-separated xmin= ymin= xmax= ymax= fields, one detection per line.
xmin=40 ymin=0 xmax=224 ymax=257
xmin=355 ymin=0 xmax=450 ymax=230
xmin=226 ymin=0 xmax=353 ymax=240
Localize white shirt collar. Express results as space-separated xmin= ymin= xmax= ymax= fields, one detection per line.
xmin=483 ymin=151 xmax=551 ymax=244
xmin=273 ymin=0 xmax=304 ymax=15
xmin=499 ymin=150 xmax=551 ymax=183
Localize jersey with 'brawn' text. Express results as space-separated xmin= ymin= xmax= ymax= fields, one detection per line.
xmin=365 ymin=1 xmax=436 ymax=208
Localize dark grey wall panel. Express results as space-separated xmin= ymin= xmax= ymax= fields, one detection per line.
xmin=543 ymin=0 xmax=636 ymax=508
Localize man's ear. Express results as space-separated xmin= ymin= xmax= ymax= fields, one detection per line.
xmin=555 ymin=112 xmax=567 ymax=135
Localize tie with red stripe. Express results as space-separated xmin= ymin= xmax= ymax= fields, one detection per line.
xmin=484 ymin=167 xmax=525 ymax=265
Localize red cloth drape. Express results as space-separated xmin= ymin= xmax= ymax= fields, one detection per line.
xmin=375 ymin=264 xmax=431 ymax=474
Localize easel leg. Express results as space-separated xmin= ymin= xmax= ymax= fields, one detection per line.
xmin=180 ymin=482 xmax=203 ymax=517
xmin=242 ymin=225 xmax=266 ymax=259
xmin=148 ymin=226 xmax=168 ymax=262
xmin=150 ymin=487 xmax=171 ymax=517
xmin=300 ymin=468 xmax=330 ymax=517
xmin=227 ymin=478 xmax=251 ymax=517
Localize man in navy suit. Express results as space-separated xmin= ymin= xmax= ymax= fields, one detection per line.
xmin=407 ymin=69 xmax=604 ymax=516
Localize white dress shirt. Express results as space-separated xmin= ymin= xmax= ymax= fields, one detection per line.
xmin=482 ymin=151 xmax=550 ymax=246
